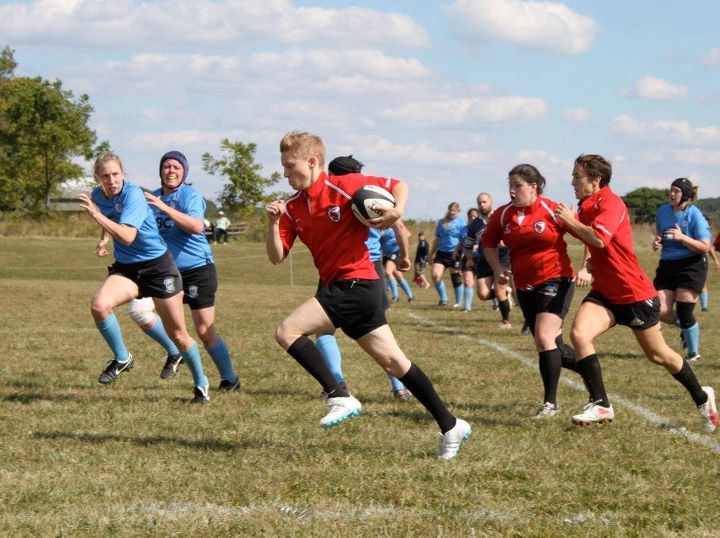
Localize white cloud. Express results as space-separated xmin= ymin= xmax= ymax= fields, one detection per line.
xmin=627 ymin=75 xmax=688 ymax=100
xmin=700 ymin=47 xmax=720 ymax=67
xmin=445 ymin=0 xmax=597 ymax=55
xmin=612 ymin=115 xmax=720 ymax=146
xmin=382 ymin=96 xmax=548 ymax=126
xmin=0 ymin=0 xmax=430 ymax=51
xmin=563 ymin=107 xmax=591 ymax=123
xmin=359 ymin=135 xmax=493 ymax=166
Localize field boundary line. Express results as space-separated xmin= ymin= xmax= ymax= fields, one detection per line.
xmin=408 ymin=312 xmax=720 ymax=454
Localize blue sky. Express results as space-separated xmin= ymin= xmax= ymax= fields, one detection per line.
xmin=2 ymin=0 xmax=720 ymax=218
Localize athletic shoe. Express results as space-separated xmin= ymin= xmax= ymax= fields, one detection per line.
xmin=533 ymin=402 xmax=559 ymax=419
xmin=393 ymin=389 xmax=413 ymax=401
xmin=687 ymin=353 xmax=701 ymax=362
xmin=218 ymin=378 xmax=241 ymax=392
xmin=192 ymin=385 xmax=210 ymax=404
xmin=520 ymin=322 xmax=531 ymax=336
xmin=408 ymin=297 xmax=415 ymax=303
xmin=160 ymin=353 xmax=183 ymax=379
xmin=462 ymin=308 xmax=471 ymax=313
xmin=319 ymin=396 xmax=362 ymax=428
xmin=698 ymin=386 xmax=718 ymax=433
xmin=499 ymin=320 xmax=512 ymax=330
xmin=438 ymin=300 xmax=448 ymax=307
xmin=437 ymin=418 xmax=472 ymax=460
xmin=98 ymin=354 xmax=134 ymax=384
xmin=391 ymin=296 xmax=399 ymax=304
xmin=702 ymin=307 xmax=709 ymax=312
xmin=452 ymin=303 xmax=462 ymax=309
xmin=571 ymin=402 xmax=614 ymax=426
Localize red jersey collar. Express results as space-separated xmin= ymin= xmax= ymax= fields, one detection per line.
xmin=515 ymin=195 xmax=543 ymax=213
xmin=303 ymin=171 xmax=329 ymax=197
xmin=581 ymin=185 xmax=612 ymax=209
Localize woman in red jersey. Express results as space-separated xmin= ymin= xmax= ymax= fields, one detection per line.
xmin=554 ymin=154 xmax=717 ymax=432
xmin=265 ymin=131 xmax=471 ymax=460
xmin=483 ymin=164 xmax=585 ymax=418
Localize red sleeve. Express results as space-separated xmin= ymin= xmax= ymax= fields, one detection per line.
xmin=481 ymin=207 xmax=503 ymax=248
xmin=336 ymin=173 xmax=399 ymax=196
xmin=714 ymin=233 xmax=720 ymax=248
xmin=278 ymin=208 xmax=297 ymax=256
xmin=591 ymin=195 xmax=626 ymax=247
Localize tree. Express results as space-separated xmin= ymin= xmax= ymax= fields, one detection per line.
xmin=622 ymin=187 xmax=667 ymax=224
xmin=202 ymin=139 xmax=280 ymax=216
xmin=0 ymin=46 xmax=96 ymax=211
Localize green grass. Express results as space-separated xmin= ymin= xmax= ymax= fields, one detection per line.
xmin=1 ymin=236 xmax=719 ymax=536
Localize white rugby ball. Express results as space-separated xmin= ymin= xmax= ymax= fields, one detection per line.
xmin=351 ymin=185 xmax=395 ymax=225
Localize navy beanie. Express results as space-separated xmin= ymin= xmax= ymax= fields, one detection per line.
xmin=159 ymin=150 xmax=189 ymax=182
xmin=328 ymin=155 xmax=363 ymax=176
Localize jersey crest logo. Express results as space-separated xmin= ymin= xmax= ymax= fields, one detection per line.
xmin=187 ymin=285 xmax=199 ymax=298
xmin=534 ymin=221 xmax=546 ymax=234
xmin=163 ymin=277 xmax=176 ymax=294
xmin=328 ymin=206 xmax=341 ymax=223
xmin=114 ymin=203 xmax=123 ymax=213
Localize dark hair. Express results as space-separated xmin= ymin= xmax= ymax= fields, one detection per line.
xmin=574 ymin=154 xmax=612 ymax=187
xmin=508 ymin=164 xmax=546 ymax=194
xmin=328 ymin=155 xmax=363 ymax=176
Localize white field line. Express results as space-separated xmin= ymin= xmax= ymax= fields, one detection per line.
xmin=408 ymin=312 xmax=720 ymax=454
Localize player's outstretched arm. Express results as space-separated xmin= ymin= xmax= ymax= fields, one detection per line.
xmin=265 ymin=199 xmax=286 ymax=264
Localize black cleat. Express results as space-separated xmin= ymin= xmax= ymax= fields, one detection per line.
xmin=218 ymin=378 xmax=241 ymax=392
xmin=98 ymin=355 xmax=135 ymax=384
xmin=192 ymin=385 xmax=210 ymax=404
xmin=160 ymin=353 xmax=184 ymax=379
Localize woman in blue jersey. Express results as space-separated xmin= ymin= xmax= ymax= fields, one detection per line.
xmin=429 ymin=202 xmax=466 ymax=307
xmin=78 ymin=153 xmax=209 ymax=403
xmin=143 ymin=151 xmax=240 ymax=392
xmin=652 ymin=178 xmax=712 ymax=362
xmin=380 ymin=227 xmax=414 ymax=303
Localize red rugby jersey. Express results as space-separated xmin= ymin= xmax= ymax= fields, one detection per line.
xmin=279 ymin=171 xmax=399 ymax=285
xmin=714 ymin=233 xmax=720 ymax=248
xmin=482 ymin=196 xmax=574 ymax=289
xmin=573 ymin=185 xmax=656 ymax=304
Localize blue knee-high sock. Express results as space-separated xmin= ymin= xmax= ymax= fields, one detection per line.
xmin=435 ymin=281 xmax=448 ymax=302
xmin=206 ymin=337 xmax=236 ymax=382
xmin=398 ymin=279 xmax=413 ymax=300
xmin=317 ymin=334 xmax=344 ymax=385
xmin=388 ymin=278 xmax=399 ymax=301
xmin=182 ymin=341 xmax=208 ymax=388
xmin=700 ymin=290 xmax=708 ymax=310
xmin=143 ymin=317 xmax=179 ymax=355
xmin=454 ymin=284 xmax=464 ymax=305
xmin=96 ymin=313 xmax=130 ymax=363
xmin=388 ymin=374 xmax=405 ymax=392
xmin=682 ymin=323 xmax=700 ymax=356
xmin=464 ymin=286 xmax=474 ymax=310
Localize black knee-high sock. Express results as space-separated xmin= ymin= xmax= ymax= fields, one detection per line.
xmin=399 ymin=363 xmax=456 ymax=433
xmin=555 ymin=335 xmax=577 ymax=372
xmin=576 ymin=354 xmax=610 ymax=407
xmin=539 ymin=349 xmax=562 ymax=405
xmin=498 ymin=299 xmax=511 ymax=322
xmin=286 ymin=336 xmax=349 ymax=398
xmin=672 ymin=359 xmax=707 ymax=407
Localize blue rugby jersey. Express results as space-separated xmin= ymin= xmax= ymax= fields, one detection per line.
xmin=656 ymin=203 xmax=712 ymax=261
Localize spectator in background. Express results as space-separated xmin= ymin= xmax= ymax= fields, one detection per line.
xmin=413 ymin=231 xmax=431 ymax=288
xmin=214 ymin=211 xmax=230 ymax=244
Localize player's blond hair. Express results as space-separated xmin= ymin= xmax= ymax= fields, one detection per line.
xmin=93 ymin=152 xmax=125 ymax=179
xmin=279 ymin=131 xmax=325 ymax=168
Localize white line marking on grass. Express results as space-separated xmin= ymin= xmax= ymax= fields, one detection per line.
xmin=408 ymin=313 xmax=720 ymax=454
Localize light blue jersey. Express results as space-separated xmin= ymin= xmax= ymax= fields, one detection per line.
xmin=656 ymin=203 xmax=711 ymax=261
xmin=91 ymin=180 xmax=167 ymax=264
xmin=366 ymin=228 xmax=382 ymax=262
xmin=151 ymin=184 xmax=214 ymax=271
xmin=380 ymin=228 xmax=399 ymax=256
xmin=435 ymin=217 xmax=465 ymax=252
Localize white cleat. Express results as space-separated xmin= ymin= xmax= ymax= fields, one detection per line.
xmin=533 ymin=402 xmax=559 ymax=419
xmin=571 ymin=402 xmax=614 ymax=426
xmin=319 ymin=396 xmax=362 ymax=429
xmin=698 ymin=386 xmax=718 ymax=433
xmin=437 ymin=418 xmax=472 ymax=460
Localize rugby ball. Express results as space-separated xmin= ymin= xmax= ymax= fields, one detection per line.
xmin=351 ymin=185 xmax=395 ymax=225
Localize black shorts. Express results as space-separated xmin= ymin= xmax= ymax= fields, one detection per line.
xmin=374 ymin=259 xmax=390 ymax=311
xmin=316 ymin=278 xmax=388 ymax=340
xmin=434 ymin=250 xmax=460 ymax=269
xmin=108 ymin=251 xmax=182 ymax=299
xmin=653 ymin=254 xmax=707 ymax=293
xmin=181 ymin=263 xmax=217 ymax=310
xmin=382 ymin=252 xmax=399 ymax=265
xmin=473 ymin=256 xmax=493 ymax=279
xmin=582 ymin=290 xmax=660 ymax=330
xmin=517 ymin=278 xmax=574 ymax=335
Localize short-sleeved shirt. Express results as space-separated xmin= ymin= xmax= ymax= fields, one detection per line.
xmin=380 ymin=228 xmax=399 ymax=256
xmin=279 ymin=172 xmax=399 ymax=285
xmin=655 ymin=203 xmax=712 ymax=261
xmin=434 ymin=217 xmax=465 ymax=252
xmin=573 ymin=186 xmax=656 ymax=304
xmin=91 ymin=180 xmax=167 ymax=264
xmin=215 ymin=216 xmax=230 ymax=230
xmin=150 ymin=184 xmax=214 ymax=272
xmin=482 ymin=196 xmax=574 ymax=289
xmin=366 ymin=228 xmax=382 ymax=263
xmin=464 ymin=214 xmax=490 ymax=259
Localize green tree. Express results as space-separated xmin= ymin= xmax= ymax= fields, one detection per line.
xmin=0 ymin=46 xmax=96 ymax=211
xmin=622 ymin=187 xmax=667 ymax=224
xmin=202 ymin=138 xmax=280 ymax=216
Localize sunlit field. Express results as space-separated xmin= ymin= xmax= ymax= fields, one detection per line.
xmin=1 ymin=235 xmax=718 ymax=536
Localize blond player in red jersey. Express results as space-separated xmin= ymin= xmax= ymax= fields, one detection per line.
xmin=554 ymin=154 xmax=717 ymax=432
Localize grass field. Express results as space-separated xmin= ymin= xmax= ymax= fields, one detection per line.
xmin=1 ymin=235 xmax=719 ymax=536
